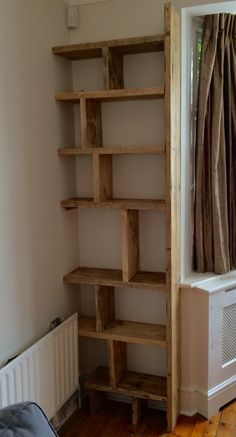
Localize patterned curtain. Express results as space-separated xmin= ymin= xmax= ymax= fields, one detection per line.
xmin=194 ymin=14 xmax=236 ymax=274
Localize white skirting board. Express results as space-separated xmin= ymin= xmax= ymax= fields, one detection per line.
xmin=181 ymin=374 xmax=236 ymax=418
xmin=0 ymin=313 xmax=79 ymax=419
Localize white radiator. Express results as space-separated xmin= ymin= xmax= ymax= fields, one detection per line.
xmin=181 ymin=283 xmax=236 ymax=418
xmin=0 ymin=313 xmax=78 ymax=419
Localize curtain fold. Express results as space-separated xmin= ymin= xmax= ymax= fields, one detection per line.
xmin=194 ymin=13 xmax=236 ymax=274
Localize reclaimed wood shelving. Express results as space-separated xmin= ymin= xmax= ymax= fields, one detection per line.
xmin=53 ymin=2 xmax=180 ymax=431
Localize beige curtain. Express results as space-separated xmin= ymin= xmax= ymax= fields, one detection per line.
xmin=194 ymin=13 xmax=236 ymax=274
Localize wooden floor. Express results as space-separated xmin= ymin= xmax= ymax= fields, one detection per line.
xmin=59 ymin=399 xmax=236 ymax=437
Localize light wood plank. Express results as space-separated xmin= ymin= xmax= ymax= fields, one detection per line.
xmin=80 ymin=98 xmax=88 ymax=148
xmin=191 ymin=413 xmax=221 ymax=436
xmin=108 ymin=340 xmax=127 ymax=388
xmin=78 ymin=316 xmax=166 ymax=347
xmin=86 ymin=100 xmax=103 ymax=148
xmin=55 ymin=87 xmax=165 ymax=103
xmin=86 ymin=366 xmax=167 ymax=402
xmin=95 ymin=286 xmax=115 ymax=332
xmin=103 ymin=47 xmax=124 ymax=90
xmin=165 ymin=416 xmax=198 ymax=437
xmin=164 ymin=3 xmax=181 ymax=431
xmin=64 ymin=267 xmax=166 ymax=290
xmin=61 ymin=197 xmax=165 ymax=210
xmin=217 ymin=402 xmax=236 ymax=436
xmin=58 ymin=146 xmax=165 ymax=155
xmin=121 ymin=210 xmax=139 ymax=282
xmin=93 ymin=154 xmax=113 ymax=202
xmin=52 ymin=34 xmax=164 ymax=60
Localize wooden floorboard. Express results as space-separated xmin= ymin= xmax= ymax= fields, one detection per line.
xmin=216 ymin=401 xmax=236 ymax=437
xmin=58 ymin=399 xmax=236 ymax=437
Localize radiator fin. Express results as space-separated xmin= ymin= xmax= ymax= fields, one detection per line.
xmin=0 ymin=314 xmax=78 ymax=419
xmin=222 ymin=304 xmax=236 ymax=367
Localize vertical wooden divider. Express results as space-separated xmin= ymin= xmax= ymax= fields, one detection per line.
xmin=132 ymin=398 xmax=147 ymax=426
xmin=93 ymin=154 xmax=113 ymax=202
xmin=164 ymin=3 xmax=181 ymax=431
xmin=108 ymin=340 xmax=127 ymax=388
xmin=102 ymin=47 xmax=124 ymax=90
xmin=86 ymin=99 xmax=103 ymax=148
xmin=121 ymin=209 xmax=139 ymax=281
xmin=80 ymin=97 xmax=88 ymax=148
xmin=95 ymin=285 xmax=115 ymax=332
xmin=80 ymin=98 xmax=103 ymax=148
xmin=89 ymin=390 xmax=106 ymax=415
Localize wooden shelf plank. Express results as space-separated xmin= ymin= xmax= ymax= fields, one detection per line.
xmin=55 ymin=87 xmax=164 ymax=103
xmin=61 ymin=198 xmax=165 ymax=211
xmin=52 ymin=35 xmax=164 ymax=60
xmin=64 ymin=267 xmax=166 ymax=290
xmin=86 ymin=366 xmax=167 ymax=402
xmin=78 ymin=316 xmax=166 ymax=347
xmin=58 ymin=146 xmax=165 ymax=156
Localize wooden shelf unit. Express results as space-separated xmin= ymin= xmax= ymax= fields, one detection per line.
xmin=53 ymin=2 xmax=180 ymax=431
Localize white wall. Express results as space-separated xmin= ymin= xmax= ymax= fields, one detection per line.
xmin=72 ymin=23 xmax=167 ymax=376
xmin=0 ymin=0 xmax=79 ymax=364
xmin=68 ymin=0 xmax=224 ymax=43
xmin=67 ymin=0 xmax=231 ymax=381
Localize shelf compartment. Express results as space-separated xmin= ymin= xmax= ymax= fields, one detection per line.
xmin=78 ymin=316 xmax=166 ymax=347
xmin=64 ymin=267 xmax=166 ymax=290
xmin=61 ymin=198 xmax=165 ymax=210
xmin=55 ymin=87 xmax=164 ymax=103
xmin=86 ymin=366 xmax=167 ymax=402
xmin=58 ymin=146 xmax=165 ymax=156
xmin=52 ymin=35 xmax=164 ymax=60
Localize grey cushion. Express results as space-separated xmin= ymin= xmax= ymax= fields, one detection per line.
xmin=0 ymin=402 xmax=58 ymax=436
